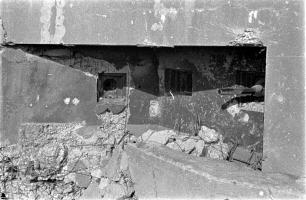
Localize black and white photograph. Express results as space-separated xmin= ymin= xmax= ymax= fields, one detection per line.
xmin=0 ymin=0 xmax=305 ymax=199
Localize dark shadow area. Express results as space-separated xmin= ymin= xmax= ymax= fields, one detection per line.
xmin=14 ymin=44 xmax=266 ymax=95
xmin=97 ymin=72 xmax=126 ymax=101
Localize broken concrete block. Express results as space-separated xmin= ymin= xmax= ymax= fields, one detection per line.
xmin=101 ymin=148 xmax=121 ymax=180
xmin=180 ymin=138 xmax=197 ymax=153
xmin=80 ymin=181 xmax=102 ymax=199
xmin=75 ymin=126 xmax=100 ymax=139
xmin=64 ymin=173 xmax=76 ymax=183
xmin=120 ymin=151 xmax=129 ymax=171
xmin=138 ymin=129 xmax=154 ymax=141
xmin=140 ymin=129 xmax=176 ymax=145
xmin=102 ymin=183 xmax=126 ymax=199
xmin=226 ymin=102 xmax=241 ymax=117
xmin=73 ymin=160 xmax=92 ymax=188
xmin=91 ymin=168 xmax=102 ymax=179
xmin=166 ymin=140 xmax=183 ymax=151
xmin=195 ymin=140 xmax=205 ymax=157
xmin=198 ymin=126 xmax=219 ymax=143
xmin=206 ymin=142 xmax=229 ymax=160
xmin=99 ymin=177 xmax=109 ymax=190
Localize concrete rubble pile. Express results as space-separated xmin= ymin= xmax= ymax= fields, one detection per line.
xmin=240 ymin=101 xmax=264 ymax=113
xmin=138 ymin=125 xmax=229 ymax=160
xmin=97 ymin=109 xmax=128 ymax=144
xmin=0 ymin=109 xmax=137 ymax=199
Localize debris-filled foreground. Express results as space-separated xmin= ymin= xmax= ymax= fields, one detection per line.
xmin=0 ymin=111 xmax=304 ymax=199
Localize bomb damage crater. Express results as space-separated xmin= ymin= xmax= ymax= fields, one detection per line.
xmin=0 ymin=45 xmax=304 ymax=199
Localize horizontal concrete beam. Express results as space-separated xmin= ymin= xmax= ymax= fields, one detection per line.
xmin=0 ymin=0 xmax=304 ymax=56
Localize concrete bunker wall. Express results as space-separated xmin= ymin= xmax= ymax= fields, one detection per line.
xmin=0 ymin=48 xmax=98 ymax=144
xmin=1 ymin=45 xmax=265 ymax=154
xmin=0 ymin=0 xmax=304 ymax=178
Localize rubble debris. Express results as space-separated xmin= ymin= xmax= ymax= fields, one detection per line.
xmin=97 ymin=109 xmax=128 ymax=143
xmin=81 ymin=181 xmax=103 ymax=199
xmin=205 ymin=141 xmax=229 ymax=160
xmin=198 ymin=125 xmax=220 ymax=143
xmin=0 ymin=108 xmax=137 ymax=199
xmin=102 ymin=183 xmax=126 ymax=199
xmin=139 ymin=126 xmax=230 ymax=160
xmin=240 ymin=102 xmax=264 ymax=113
xmin=138 ymin=129 xmax=176 ymax=145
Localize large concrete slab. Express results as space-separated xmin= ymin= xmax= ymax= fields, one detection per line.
xmin=0 ymin=48 xmax=98 ymax=144
xmin=0 ymin=0 xmax=303 ymax=51
xmin=125 ymin=143 xmax=304 ymax=199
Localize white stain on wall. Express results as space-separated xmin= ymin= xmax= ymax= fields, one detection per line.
xmin=151 ymin=22 xmax=163 ymax=31
xmin=248 ymin=10 xmax=258 ymax=23
xmin=149 ymin=100 xmax=161 ymax=117
xmin=40 ymin=0 xmax=66 ymax=43
xmin=53 ymin=0 xmax=66 ymax=43
xmin=40 ymin=0 xmax=53 ymax=43
xmin=72 ymin=98 xmax=80 ymax=106
xmin=152 ymin=0 xmax=178 ymax=31
xmin=64 ymin=97 xmax=70 ymax=105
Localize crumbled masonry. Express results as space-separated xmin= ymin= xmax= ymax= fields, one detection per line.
xmin=0 ymin=109 xmax=136 ymax=200
xmin=0 ymin=108 xmax=304 ymax=199
xmin=139 ymin=125 xmax=229 ymax=160
xmin=229 ymin=29 xmax=263 ymax=47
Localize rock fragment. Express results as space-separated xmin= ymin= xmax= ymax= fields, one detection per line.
xmin=139 ymin=129 xmax=176 ymax=145
xmin=206 ymin=141 xmax=229 ymax=160
xmin=198 ymin=125 xmax=220 ymax=143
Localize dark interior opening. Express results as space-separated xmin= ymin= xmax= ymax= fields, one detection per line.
xmin=236 ymin=70 xmax=265 ymax=88
xmin=97 ymin=73 xmax=127 ymax=102
xmin=165 ymin=68 xmax=192 ymax=95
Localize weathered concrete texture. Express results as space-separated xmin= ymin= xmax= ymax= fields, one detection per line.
xmin=0 ymin=0 xmax=303 ymax=51
xmin=0 ymin=117 xmax=130 ymax=199
xmin=263 ymin=56 xmax=305 ymax=177
xmin=0 ymin=48 xmax=98 ymax=144
xmin=0 ymin=0 xmax=305 ymax=177
xmin=125 ymin=143 xmax=304 ymax=199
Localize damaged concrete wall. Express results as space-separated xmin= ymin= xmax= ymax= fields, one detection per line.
xmin=0 ymin=0 xmax=304 ymax=177
xmin=0 ymin=48 xmax=98 ymax=144
xmin=15 ymin=46 xmax=265 ymax=153
xmin=128 ymin=47 xmax=266 ymax=152
xmin=0 ymin=0 xmax=303 ymax=48
xmin=155 ymin=47 xmax=265 ymax=152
